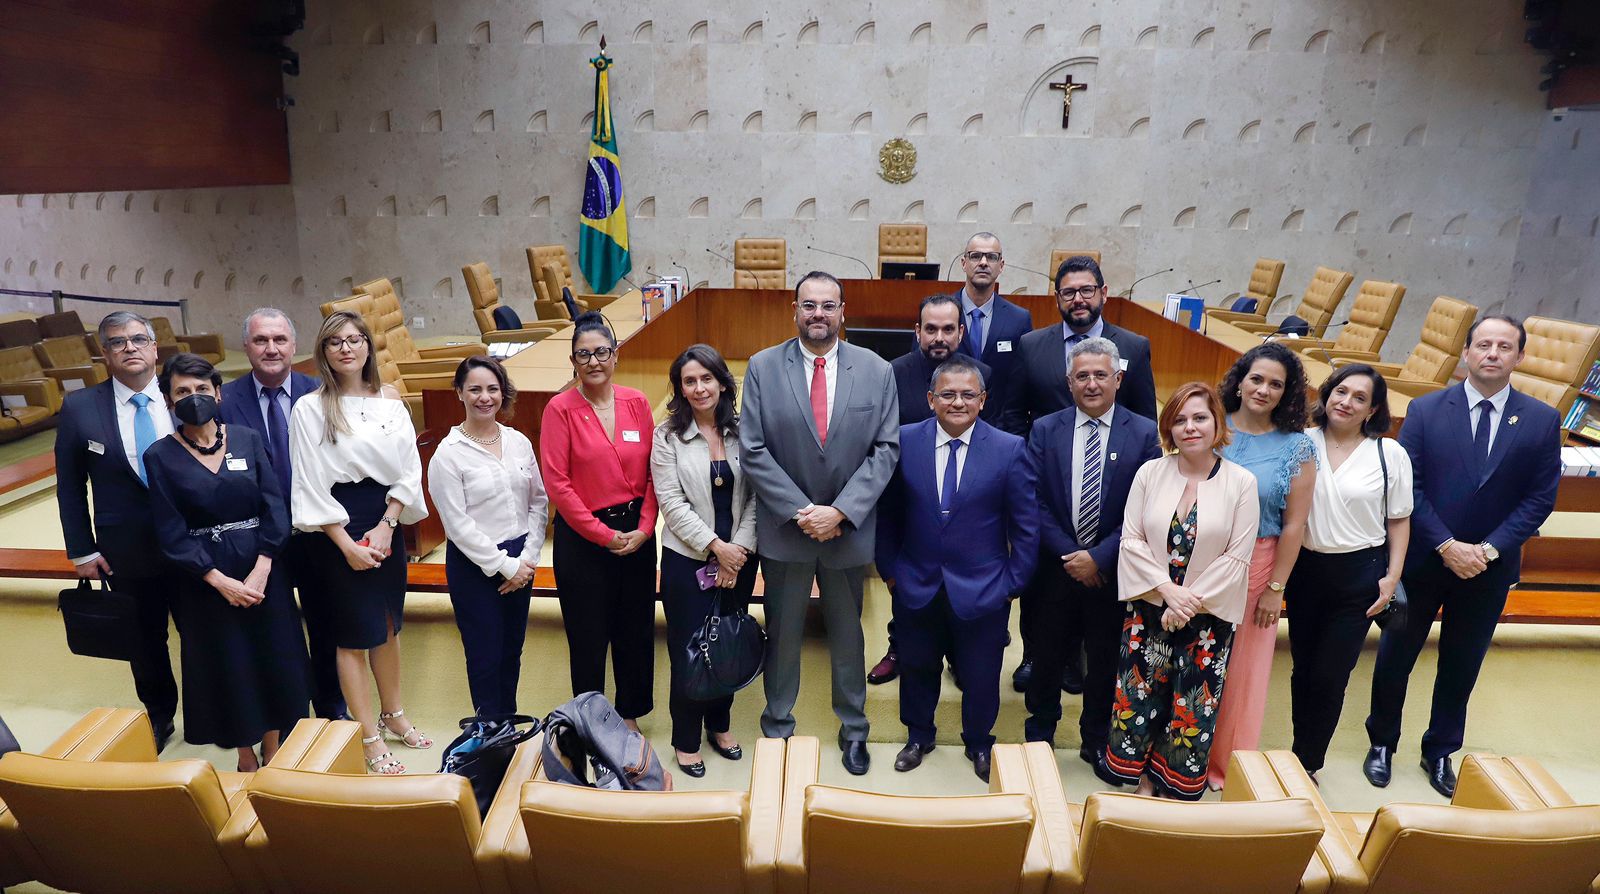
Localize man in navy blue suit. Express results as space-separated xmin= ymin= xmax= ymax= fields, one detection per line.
xmin=876 ymin=356 xmax=1039 ymax=782
xmin=951 ymin=232 xmax=1033 ymax=433
xmin=218 ymin=308 xmax=341 ymax=719
xmin=1023 ymin=337 xmax=1162 ymax=764
xmin=55 ymin=312 xmax=180 ymax=751
xmin=1363 ymin=315 xmax=1560 ymax=797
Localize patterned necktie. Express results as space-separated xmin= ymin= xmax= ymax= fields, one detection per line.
xmin=264 ymin=386 xmax=292 ymax=499
xmin=1077 ymin=418 xmax=1102 ymax=545
xmin=969 ymin=307 xmax=986 ymax=354
xmin=1473 ymin=398 xmax=1493 ymax=475
xmin=129 ymin=392 xmax=157 ymax=484
xmin=810 ymin=356 xmax=828 ymax=446
xmin=941 ymin=439 xmax=962 ymax=515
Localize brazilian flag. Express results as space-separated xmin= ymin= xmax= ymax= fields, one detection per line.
xmin=578 ymin=50 xmax=631 ymax=295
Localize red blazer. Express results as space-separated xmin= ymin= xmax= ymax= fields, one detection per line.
xmin=539 ymin=386 xmax=658 ymax=545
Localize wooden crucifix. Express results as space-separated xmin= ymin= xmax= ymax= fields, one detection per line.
xmin=1048 ymin=76 xmax=1088 ymax=128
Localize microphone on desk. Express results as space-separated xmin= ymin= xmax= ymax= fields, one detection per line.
xmin=705 ymin=247 xmax=736 ymax=268
xmin=945 ymin=252 xmax=963 ymax=281
xmin=1116 ymin=267 xmax=1175 ymax=299
xmin=1185 ymin=277 xmax=1223 ymax=296
xmin=806 ymin=245 xmax=877 ymax=279
xmin=672 ymin=260 xmax=692 ymax=289
xmin=1004 ymin=263 xmax=1057 ymax=285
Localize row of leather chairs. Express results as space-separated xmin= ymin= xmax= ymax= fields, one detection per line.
xmin=4 ymin=710 xmax=1598 ymax=894
xmin=463 ymin=244 xmax=623 ymax=348
xmin=723 ymin=229 xmax=1106 ymax=290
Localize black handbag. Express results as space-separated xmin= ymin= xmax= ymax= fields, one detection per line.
xmin=57 ymin=577 xmax=138 ymax=661
xmin=439 ymin=713 xmax=542 ymax=818
xmin=680 ymin=592 xmax=767 ymax=702
xmin=1374 ymin=439 xmax=1409 ymax=633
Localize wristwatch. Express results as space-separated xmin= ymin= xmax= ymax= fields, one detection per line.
xmin=381 ymin=516 xmax=400 ymax=529
xmin=1480 ymin=542 xmax=1499 ymax=562
xmin=1267 ymin=581 xmax=1286 ymax=593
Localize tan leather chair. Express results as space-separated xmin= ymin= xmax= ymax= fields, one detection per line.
xmin=1227 ymin=750 xmax=1600 ymax=894
xmin=0 ymin=317 xmax=42 ymax=350
xmin=877 ymin=224 xmax=928 ymax=272
xmin=32 ymin=335 xmax=108 ymax=388
xmin=319 ymin=292 xmax=369 ymax=319
xmin=1048 ymin=249 xmax=1103 ymax=281
xmin=1285 ymin=280 xmax=1405 ymax=358
xmin=0 ymin=345 xmax=62 ymax=442
xmin=1327 ymin=295 xmax=1477 ymax=397
xmin=35 ymin=310 xmax=103 ymax=360
xmin=495 ymin=736 xmax=784 ymax=893
xmin=526 ymin=244 xmax=616 ymax=310
xmin=734 ymin=238 xmax=788 ymax=289
xmin=1230 ymin=267 xmax=1355 ymax=339
xmin=777 ymin=736 xmax=1045 ymax=894
xmin=153 ymin=316 xmax=226 ymax=364
xmin=1511 ymin=316 xmax=1600 ymax=419
xmin=1207 ymin=258 xmax=1289 ymax=326
xmin=462 ymin=261 xmax=567 ymax=344
xmin=353 ymin=277 xmax=485 ymax=427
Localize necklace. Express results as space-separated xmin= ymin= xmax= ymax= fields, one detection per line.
xmin=712 ymin=459 xmax=727 ymax=487
xmin=458 ymin=424 xmax=500 ymax=446
xmin=181 ymin=423 xmax=226 ymax=456
xmin=1326 ymin=431 xmax=1362 ymax=452
xmin=580 ymin=388 xmax=614 ymax=411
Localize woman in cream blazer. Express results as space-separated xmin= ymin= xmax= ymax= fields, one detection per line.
xmin=1098 ymin=382 xmax=1259 ymax=801
xmin=651 ymin=345 xmax=759 ymax=777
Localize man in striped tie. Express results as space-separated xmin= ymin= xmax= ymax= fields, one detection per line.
xmin=1022 ymin=337 xmax=1162 ymax=766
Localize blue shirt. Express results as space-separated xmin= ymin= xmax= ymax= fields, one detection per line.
xmin=1221 ymin=420 xmax=1315 ymax=538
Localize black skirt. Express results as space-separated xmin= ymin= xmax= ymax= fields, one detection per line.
xmin=299 ymin=479 xmax=409 ymax=649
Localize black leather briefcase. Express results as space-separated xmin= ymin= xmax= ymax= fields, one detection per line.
xmin=58 ymin=578 xmax=138 ymax=661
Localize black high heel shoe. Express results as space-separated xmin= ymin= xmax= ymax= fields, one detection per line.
xmin=676 ymin=754 xmax=707 ymax=778
xmin=706 ymin=731 xmax=743 ymax=761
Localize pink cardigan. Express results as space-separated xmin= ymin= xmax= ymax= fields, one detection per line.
xmin=1117 ymin=453 xmax=1260 ymax=625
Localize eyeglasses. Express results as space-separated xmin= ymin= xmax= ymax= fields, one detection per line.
xmin=1057 ymin=285 xmax=1102 ymax=300
xmin=102 ymin=334 xmax=154 ymax=352
xmin=932 ymin=390 xmax=985 ymax=403
xmin=573 ymin=347 xmax=616 ymax=363
xmin=1071 ymin=370 xmax=1114 ymax=384
xmin=798 ymin=301 xmax=841 ymax=315
xmin=964 ymin=251 xmax=1002 ymax=263
xmin=323 ymin=335 xmax=367 ymax=351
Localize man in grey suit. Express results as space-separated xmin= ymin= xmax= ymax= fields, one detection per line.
xmin=740 ymin=271 xmax=901 ymax=775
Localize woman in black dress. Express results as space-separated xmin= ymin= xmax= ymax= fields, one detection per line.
xmin=145 ymin=353 xmax=310 ymax=770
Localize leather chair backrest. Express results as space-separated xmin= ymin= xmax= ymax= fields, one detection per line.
xmin=1334 ymin=280 xmax=1406 ymax=353
xmin=540 ymin=265 xmax=576 ymax=320
xmin=528 ymin=244 xmax=577 ymax=292
xmin=1399 ymin=296 xmax=1477 ymax=384
xmin=518 ymin=779 xmax=751 ymax=893
xmin=1247 ymin=258 xmax=1287 ymax=301
xmin=801 ymin=784 xmax=1034 ymax=893
xmin=0 ymin=319 xmax=41 ymax=349
xmin=248 ymin=767 xmax=489 ymax=893
xmin=1359 ymin=802 xmax=1600 ymax=894
xmin=1510 ymin=316 xmax=1600 ymax=416
xmin=462 ymin=261 xmax=500 ymax=336
xmin=877 ymin=223 xmax=927 ymax=267
xmin=0 ymin=754 xmax=239 ymax=894
xmin=1453 ymin=754 xmax=1580 ymax=810
xmin=734 ymin=238 xmax=787 ymax=289
xmin=320 ymin=293 xmax=366 ymax=318
xmin=35 ymin=335 xmax=94 ymax=368
xmin=35 ymin=311 xmax=87 ymax=339
xmin=0 ymin=346 xmax=46 ymax=382
xmin=151 ymin=316 xmax=183 ymax=346
xmin=1077 ymin=793 xmax=1323 ymax=894
xmin=1049 ymin=249 xmax=1103 ymax=282
xmin=1293 ymin=266 xmax=1355 ymax=338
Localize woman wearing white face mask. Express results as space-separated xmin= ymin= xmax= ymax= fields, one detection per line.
xmin=145 ymin=352 xmax=311 ymax=772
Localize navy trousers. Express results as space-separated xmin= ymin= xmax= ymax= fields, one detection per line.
xmin=447 ymin=535 xmax=532 ymax=716
xmin=896 ymin=587 xmax=1010 ymax=752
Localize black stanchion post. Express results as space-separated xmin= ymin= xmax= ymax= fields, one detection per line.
xmin=179 ymin=298 xmax=191 ymax=335
xmin=52 ymin=289 xmax=64 ymax=314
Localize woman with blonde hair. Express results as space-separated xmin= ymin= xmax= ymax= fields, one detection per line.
xmin=290 ymin=311 xmax=431 ymax=774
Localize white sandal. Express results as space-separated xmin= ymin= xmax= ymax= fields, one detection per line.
xmin=362 ymin=734 xmax=405 ymax=775
xmin=377 ymin=709 xmax=433 ymax=750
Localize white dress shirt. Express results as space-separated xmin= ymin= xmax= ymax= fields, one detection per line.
xmin=427 ymin=425 xmax=548 ymax=579
xmin=1463 ymin=379 xmax=1511 ymax=456
xmin=1304 ymin=429 xmax=1414 ymax=553
xmin=111 ymin=376 xmax=174 ymax=474
xmin=252 ymin=373 xmax=297 ymax=450
xmin=1070 ymin=405 xmax=1115 ymax=534
xmin=800 ymin=338 xmax=839 ymax=420
xmin=288 ymin=395 xmax=427 ymax=530
xmin=933 ymin=421 xmax=975 ymax=504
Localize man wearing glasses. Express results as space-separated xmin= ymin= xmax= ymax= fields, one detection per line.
xmin=740 ymin=271 xmax=900 ymax=775
xmin=54 ymin=311 xmax=181 ymax=752
xmin=950 ymin=233 xmax=1034 ymax=433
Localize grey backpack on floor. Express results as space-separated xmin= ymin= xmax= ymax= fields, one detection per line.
xmin=541 ymin=692 xmax=670 ymax=791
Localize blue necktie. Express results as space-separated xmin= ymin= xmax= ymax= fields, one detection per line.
xmin=969 ymin=307 xmax=986 ymax=354
xmin=940 ymin=439 xmax=961 ymax=516
xmin=129 ymin=393 xmax=157 ymax=484
xmin=264 ymin=386 xmax=292 ymax=499
xmin=1473 ymin=398 xmax=1493 ymax=476
xmin=1077 ymin=419 xmax=1102 ymax=545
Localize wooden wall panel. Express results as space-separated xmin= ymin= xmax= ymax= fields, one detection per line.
xmin=0 ymin=0 xmax=291 ymax=193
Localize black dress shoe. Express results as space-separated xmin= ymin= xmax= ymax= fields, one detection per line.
xmin=1061 ymin=663 xmax=1084 ymax=695
xmin=841 ymin=740 xmax=870 ymax=776
xmin=1090 ymin=749 xmax=1127 ymax=788
xmin=1011 ymin=659 xmax=1034 ymax=693
xmin=1422 ymin=756 xmax=1457 ymax=798
xmin=152 ymin=718 xmax=176 ymax=754
xmin=1363 ymin=745 xmax=1393 ymax=788
xmin=966 ymin=748 xmax=992 ymax=783
xmin=676 ymin=758 xmax=707 ymax=778
xmin=894 ymin=742 xmax=935 ymax=772
xmin=706 ymin=732 xmax=743 ymax=761
xmin=867 ymin=650 xmax=899 ymax=685
xmin=1078 ymin=744 xmax=1101 ymax=767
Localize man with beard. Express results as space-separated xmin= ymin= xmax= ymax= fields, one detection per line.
xmin=1004 ymin=254 xmax=1156 ymax=693
xmin=952 ymin=232 xmax=1033 ymax=429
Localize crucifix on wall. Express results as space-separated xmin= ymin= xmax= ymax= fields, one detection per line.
xmin=1048 ymin=76 xmax=1088 ymax=129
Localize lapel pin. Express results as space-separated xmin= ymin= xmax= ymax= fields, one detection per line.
xmin=1109 ymin=452 xmax=1118 ymax=461
xmin=1508 ymin=416 xmax=1518 ymax=425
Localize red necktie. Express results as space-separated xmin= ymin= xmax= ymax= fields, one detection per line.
xmin=810 ymin=356 xmax=828 ymax=445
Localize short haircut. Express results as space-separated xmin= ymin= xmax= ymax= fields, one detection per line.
xmin=1158 ymin=381 xmax=1231 ymax=453
xmin=1069 ymin=335 xmax=1122 ymax=371
xmin=1219 ymin=341 xmax=1309 ymax=432
xmin=242 ymin=307 xmax=296 ymax=345
xmin=158 ymin=352 xmax=221 ymax=397
xmin=929 ymin=355 xmax=987 ymax=392
xmin=917 ymin=293 xmax=964 ymax=326
xmin=97 ymin=310 xmax=155 ymax=343
xmin=794 ymin=270 xmax=844 ymax=302
xmin=571 ymin=310 xmax=616 ymax=348
xmin=452 ymin=354 xmax=516 ymax=413
xmin=1054 ymin=254 xmax=1104 ymax=290
xmin=1466 ymin=313 xmax=1526 ymax=351
xmin=966 ymin=231 xmax=1001 ymax=249
xmin=1311 ymin=363 xmax=1392 ymax=437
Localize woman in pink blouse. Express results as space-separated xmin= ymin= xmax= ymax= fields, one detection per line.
xmin=540 ymin=312 xmax=658 ymax=727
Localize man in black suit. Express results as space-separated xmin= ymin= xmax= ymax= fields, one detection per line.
xmin=218 ymin=308 xmax=342 ymax=719
xmin=952 ymin=232 xmax=1034 ymax=431
xmin=54 ymin=311 xmax=179 ymax=751
xmin=1005 ymin=254 xmax=1158 ymax=692
xmin=1023 ymin=337 xmax=1161 ymax=765
xmin=869 ymin=295 xmax=997 ymax=685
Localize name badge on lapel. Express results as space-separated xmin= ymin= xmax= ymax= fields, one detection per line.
xmin=1118 ymin=358 xmax=1130 ymax=371
xmin=996 ymin=340 xmax=1013 ymax=353
xmin=226 ymin=457 xmax=249 ymax=471
xmin=622 ymin=430 xmax=641 ymax=443
xmin=87 ymin=440 xmax=106 ymax=455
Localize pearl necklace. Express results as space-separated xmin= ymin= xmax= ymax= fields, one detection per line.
xmin=458 ymin=424 xmax=501 ymax=446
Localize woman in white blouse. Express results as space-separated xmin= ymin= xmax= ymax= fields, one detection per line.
xmin=1287 ymin=364 xmax=1412 ymax=779
xmin=289 ymin=311 xmax=430 ymax=775
xmin=427 ymin=356 xmax=548 ymax=717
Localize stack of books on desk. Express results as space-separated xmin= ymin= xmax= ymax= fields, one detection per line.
xmin=1562 ymin=446 xmax=1600 ymax=476
xmin=1562 ymin=360 xmax=1600 ymax=443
